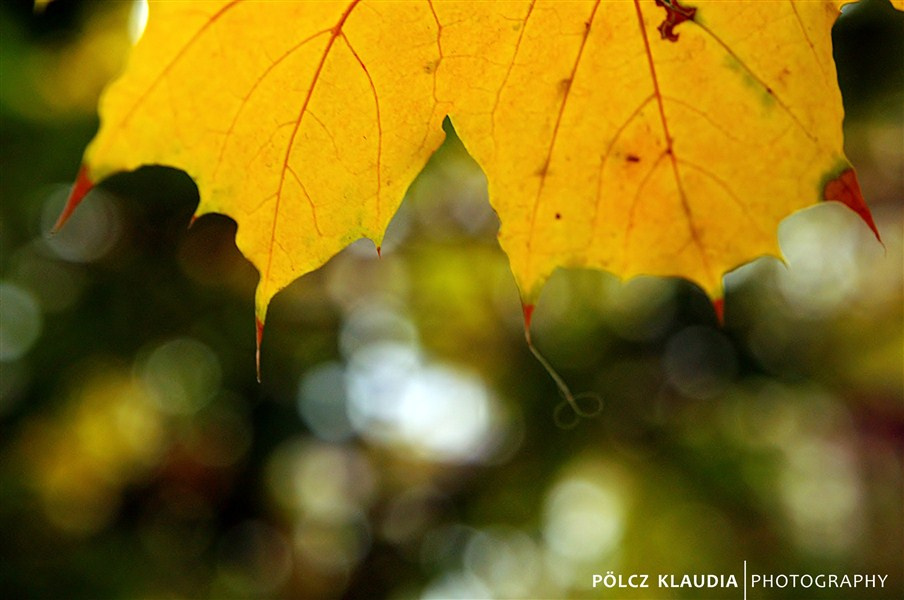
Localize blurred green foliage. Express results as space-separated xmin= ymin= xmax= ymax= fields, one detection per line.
xmin=1 ymin=1 xmax=902 ymax=599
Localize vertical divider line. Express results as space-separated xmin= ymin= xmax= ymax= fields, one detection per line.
xmin=744 ymin=560 xmax=747 ymax=600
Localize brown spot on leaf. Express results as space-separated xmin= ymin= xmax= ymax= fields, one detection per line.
xmin=626 ymin=154 xmax=641 ymax=163
xmin=555 ymin=212 xmax=562 ymax=220
xmin=655 ymin=0 xmax=697 ymax=42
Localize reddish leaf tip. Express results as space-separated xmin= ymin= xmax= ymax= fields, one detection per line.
xmin=52 ymin=165 xmax=93 ymax=233
xmin=824 ymin=168 xmax=881 ymax=243
xmin=376 ymin=245 xmax=382 ymax=259
xmin=522 ymin=303 xmax=535 ymax=332
xmin=188 ymin=214 xmax=200 ymax=229
xmin=712 ymin=297 xmax=725 ymax=327
xmin=255 ymin=317 xmax=264 ymax=383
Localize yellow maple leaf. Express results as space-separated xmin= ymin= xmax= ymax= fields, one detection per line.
xmin=57 ymin=0 xmax=895 ymax=362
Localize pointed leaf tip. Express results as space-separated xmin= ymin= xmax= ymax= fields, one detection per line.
xmin=376 ymin=245 xmax=382 ymax=259
xmin=522 ymin=303 xmax=535 ymax=333
xmin=824 ymin=168 xmax=881 ymax=243
xmin=52 ymin=165 xmax=93 ymax=233
xmin=712 ymin=297 xmax=725 ymax=327
xmin=255 ymin=317 xmax=264 ymax=383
